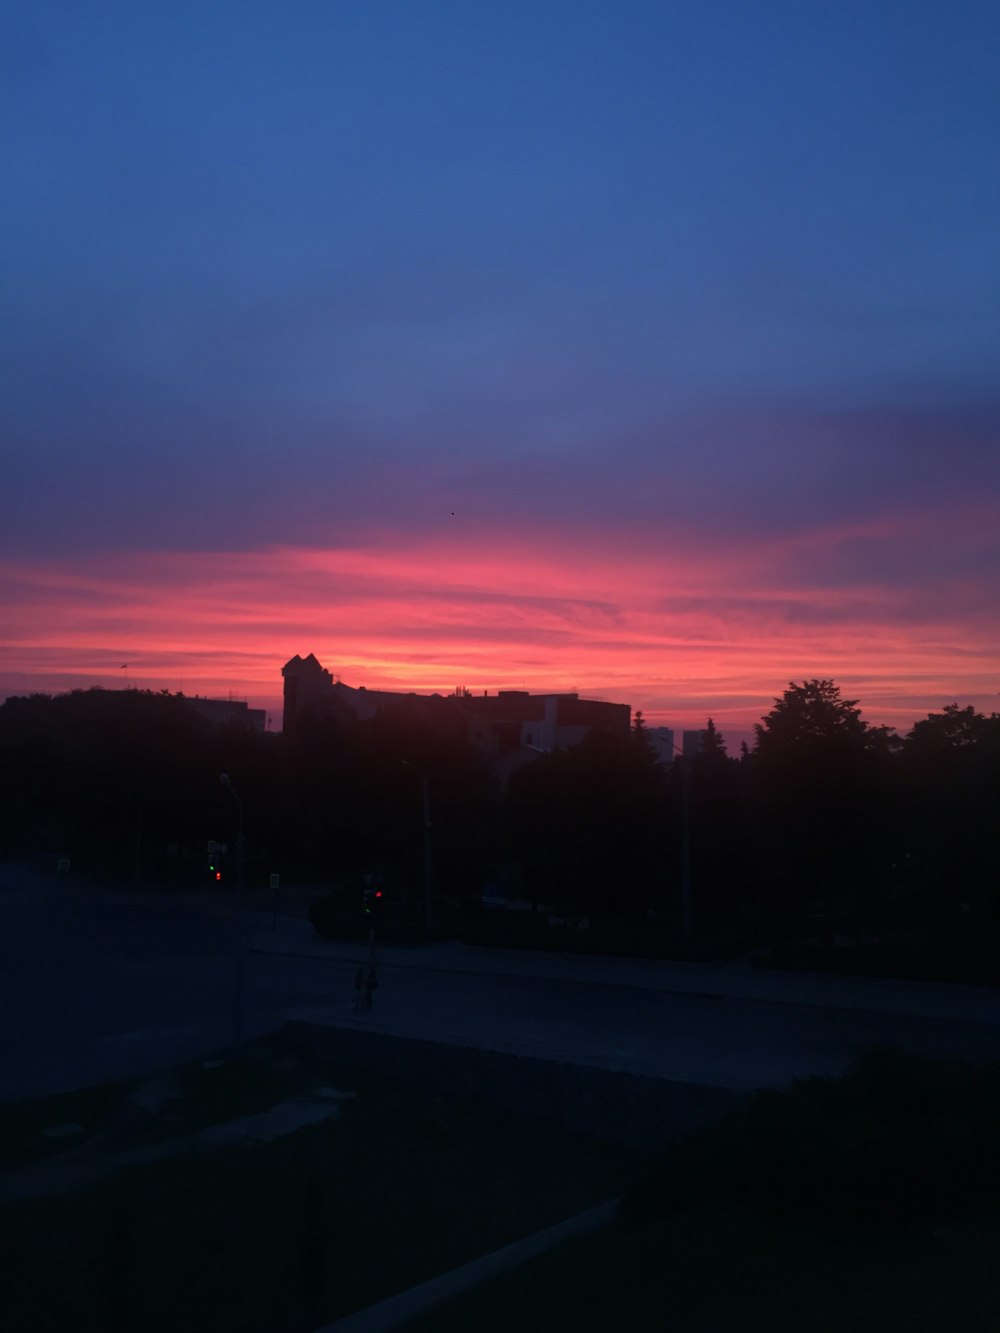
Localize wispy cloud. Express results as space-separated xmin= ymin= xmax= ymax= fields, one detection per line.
xmin=3 ymin=502 xmax=996 ymax=738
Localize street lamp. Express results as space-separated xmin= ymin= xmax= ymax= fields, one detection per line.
xmin=402 ymin=761 xmax=433 ymax=935
xmin=220 ymin=773 xmax=245 ymax=1045
xmin=679 ymin=756 xmax=692 ymax=944
xmin=219 ymin=773 xmax=244 ymax=891
xmin=663 ymin=743 xmax=693 ymax=944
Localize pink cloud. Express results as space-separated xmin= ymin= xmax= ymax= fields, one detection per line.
xmin=1 ymin=511 xmax=997 ymax=740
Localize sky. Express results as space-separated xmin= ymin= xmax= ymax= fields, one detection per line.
xmin=3 ymin=0 xmax=998 ymax=743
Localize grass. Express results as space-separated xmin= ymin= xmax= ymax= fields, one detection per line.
xmin=0 ymin=1047 xmax=309 ymax=1167
xmin=408 ymin=1046 xmax=1000 ymax=1331
xmin=755 ymin=928 xmax=1000 ymax=987
xmin=141 ymin=1051 xmax=308 ymax=1143
xmin=0 ymin=1038 xmax=636 ymax=1332
xmin=0 ymin=1079 xmax=138 ymax=1170
xmin=407 ymin=1201 xmax=1000 ymax=1331
xmin=9 ymin=1043 xmax=994 ymax=1330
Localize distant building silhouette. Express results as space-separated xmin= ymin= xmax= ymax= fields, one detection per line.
xmin=281 ymin=654 xmax=629 ymax=761
xmin=648 ymin=726 xmax=676 ymax=763
xmin=281 ymin=653 xmax=333 ymax=734
xmin=682 ymin=728 xmax=706 ymax=758
xmin=186 ymin=696 xmax=266 ymax=733
xmin=96 ymin=688 xmax=266 ymax=732
xmin=281 ymin=653 xmax=467 ymax=737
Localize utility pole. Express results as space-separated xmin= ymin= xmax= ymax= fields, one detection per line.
xmin=220 ymin=772 xmax=244 ymax=892
xmin=420 ymin=771 xmax=433 ymax=934
xmin=220 ymin=773 xmax=245 ymax=1043
xmin=402 ymin=762 xmax=433 ymax=935
xmin=680 ymin=758 xmax=692 ymax=944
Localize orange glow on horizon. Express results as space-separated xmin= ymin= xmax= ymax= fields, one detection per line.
xmin=1 ymin=527 xmax=997 ymax=741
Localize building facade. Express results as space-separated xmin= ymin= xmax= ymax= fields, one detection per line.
xmin=281 ymin=654 xmax=630 ymax=758
xmin=648 ymin=725 xmax=676 ymax=764
xmin=682 ymin=728 xmax=706 ymax=758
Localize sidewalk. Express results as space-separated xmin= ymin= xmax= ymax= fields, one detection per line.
xmin=246 ymin=917 xmax=1000 ymax=1029
xmin=248 ymin=915 xmax=1000 ymax=1028
xmin=31 ymin=874 xmax=998 ymax=1028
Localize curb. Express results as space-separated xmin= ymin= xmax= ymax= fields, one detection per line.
xmin=316 ymin=1200 xmax=617 ymax=1331
xmin=248 ymin=940 xmax=1000 ymax=1027
xmin=281 ymin=1010 xmax=803 ymax=1090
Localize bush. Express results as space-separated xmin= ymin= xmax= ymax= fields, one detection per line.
xmin=620 ymin=1046 xmax=1000 ymax=1226
xmin=308 ymin=892 xmax=366 ymax=941
xmin=460 ymin=913 xmax=552 ymax=950
xmin=460 ymin=912 xmax=742 ymax=961
xmin=755 ymin=936 xmax=1000 ymax=986
xmin=308 ymin=891 xmax=459 ymax=944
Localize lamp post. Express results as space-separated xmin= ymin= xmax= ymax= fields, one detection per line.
xmin=679 ymin=757 xmax=692 ymax=944
xmin=663 ymin=742 xmax=694 ymax=945
xmin=219 ymin=773 xmax=244 ymax=891
xmin=220 ymin=773 xmax=245 ymax=1044
xmin=402 ymin=761 xmax=433 ymax=935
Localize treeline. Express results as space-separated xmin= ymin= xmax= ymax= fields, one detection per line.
xmin=0 ymin=688 xmax=496 ymax=900
xmin=0 ymin=682 xmax=997 ymax=977
xmin=504 ymin=682 xmax=999 ymax=979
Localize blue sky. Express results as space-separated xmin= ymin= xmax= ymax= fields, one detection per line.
xmin=2 ymin=0 xmax=998 ymax=733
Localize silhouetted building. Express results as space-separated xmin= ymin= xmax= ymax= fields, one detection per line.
xmin=682 ymin=729 xmax=706 ymax=758
xmin=459 ymin=688 xmax=629 ymax=756
xmin=281 ymin=653 xmax=466 ymax=737
xmin=281 ymin=654 xmax=629 ymax=758
xmin=186 ymin=697 xmax=266 ymax=732
xmin=96 ymin=688 xmax=266 ymax=732
xmin=648 ymin=726 xmax=676 ymax=763
xmin=281 ymin=654 xmax=334 ymax=734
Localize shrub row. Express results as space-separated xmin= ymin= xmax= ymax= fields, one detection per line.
xmin=756 ymin=936 xmax=1000 ymax=987
xmin=620 ymin=1045 xmax=1000 ymax=1225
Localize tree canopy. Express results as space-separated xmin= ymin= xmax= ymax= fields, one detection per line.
xmin=754 ymin=679 xmax=874 ymax=757
xmin=906 ymin=703 xmax=998 ymax=753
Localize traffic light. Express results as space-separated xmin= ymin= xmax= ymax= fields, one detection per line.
xmin=207 ymin=839 xmax=228 ymax=886
xmin=363 ymin=887 xmax=383 ymax=915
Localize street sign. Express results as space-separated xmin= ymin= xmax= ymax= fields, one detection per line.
xmin=269 ymin=873 xmax=280 ymax=891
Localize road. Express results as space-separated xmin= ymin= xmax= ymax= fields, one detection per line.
xmin=2 ymin=871 xmax=999 ymax=1101
xmin=251 ymin=945 xmax=1000 ymax=1090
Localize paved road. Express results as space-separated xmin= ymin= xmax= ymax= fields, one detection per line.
xmin=2 ymin=871 xmax=998 ymax=1100
xmin=0 ymin=876 xmax=256 ymax=1099
xmin=252 ymin=947 xmax=1000 ymax=1090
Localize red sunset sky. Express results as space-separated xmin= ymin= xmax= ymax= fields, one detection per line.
xmin=3 ymin=507 xmax=996 ymax=747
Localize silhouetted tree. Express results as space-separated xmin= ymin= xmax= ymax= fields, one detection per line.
xmin=899 ymin=704 xmax=1000 ymax=928
xmin=681 ymin=717 xmax=754 ymax=942
xmin=507 ymin=728 xmax=664 ymax=922
xmin=278 ymin=702 xmax=498 ymax=906
xmin=754 ymin=679 xmax=870 ymax=756
xmin=696 ymin=717 xmax=727 ymax=767
xmin=631 ymin=709 xmax=658 ymax=768
xmin=751 ymin=680 xmax=901 ymax=938
xmin=907 ymin=703 xmax=991 ymax=753
xmin=0 ymin=688 xmax=234 ymax=881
